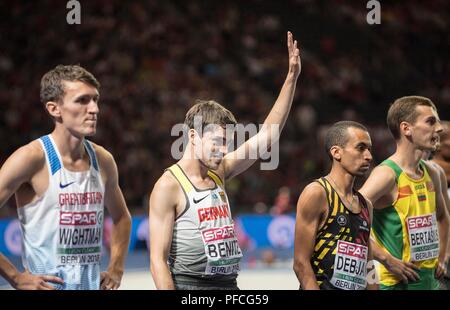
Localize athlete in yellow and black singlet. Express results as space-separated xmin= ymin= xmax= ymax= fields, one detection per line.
xmin=310 ymin=177 xmax=371 ymax=290
xmin=372 ymin=159 xmax=440 ymax=290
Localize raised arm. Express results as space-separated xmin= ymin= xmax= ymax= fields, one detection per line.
xmin=293 ymin=183 xmax=326 ymax=290
xmin=149 ymin=172 xmax=179 ymax=289
xmin=0 ymin=143 xmax=63 ymax=289
xmin=97 ymin=147 xmax=132 ymax=290
xmin=222 ymin=31 xmax=301 ymax=180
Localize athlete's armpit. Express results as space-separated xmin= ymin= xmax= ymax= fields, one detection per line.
xmin=0 ymin=142 xmax=45 ymax=208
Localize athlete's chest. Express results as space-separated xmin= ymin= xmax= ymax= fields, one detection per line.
xmin=185 ymin=187 xmax=232 ymax=226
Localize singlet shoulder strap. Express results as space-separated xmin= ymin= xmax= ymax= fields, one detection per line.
xmin=83 ymin=139 xmax=99 ymax=171
xmin=380 ymin=159 xmax=402 ymax=182
xmin=207 ymin=170 xmax=224 ymax=188
xmin=356 ymin=191 xmax=369 ymax=211
xmin=315 ymin=177 xmax=332 ymax=206
xmin=166 ymin=164 xmax=194 ymax=194
xmin=419 ymin=159 xmax=430 ymax=177
xmin=39 ymin=135 xmax=61 ymax=175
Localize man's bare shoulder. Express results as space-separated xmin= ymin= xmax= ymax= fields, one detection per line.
xmin=150 ymin=171 xmax=182 ymax=211
xmin=298 ymin=181 xmax=327 ymax=205
xmin=89 ymin=142 xmax=114 ymax=165
xmin=372 ymin=164 xmax=397 ymax=178
xmin=423 ymin=160 xmax=443 ymax=184
xmin=152 ymin=170 xmax=181 ymax=196
xmin=10 ymin=140 xmax=45 ymax=169
xmin=425 ymin=160 xmax=445 ymax=176
xmin=364 ymin=164 xmax=397 ymax=186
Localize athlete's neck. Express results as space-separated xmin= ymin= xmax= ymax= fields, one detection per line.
xmin=179 ymin=150 xmax=210 ymax=180
xmin=327 ymin=166 xmax=355 ymax=196
xmin=391 ymin=142 xmax=424 ymax=177
xmin=50 ymin=128 xmax=86 ymax=162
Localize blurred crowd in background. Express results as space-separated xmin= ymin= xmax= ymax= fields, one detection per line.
xmin=0 ymin=0 xmax=448 ymax=217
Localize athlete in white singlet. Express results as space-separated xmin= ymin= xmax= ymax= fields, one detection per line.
xmin=0 ymin=65 xmax=131 ymax=290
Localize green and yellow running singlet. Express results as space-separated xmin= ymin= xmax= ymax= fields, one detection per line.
xmin=372 ymin=160 xmax=440 ymax=289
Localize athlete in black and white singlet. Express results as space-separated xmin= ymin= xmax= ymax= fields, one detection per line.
xmin=166 ymin=164 xmax=243 ymax=288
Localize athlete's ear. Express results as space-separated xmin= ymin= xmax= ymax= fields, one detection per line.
xmin=189 ymin=128 xmax=202 ymax=146
xmin=45 ymin=101 xmax=62 ymax=119
xmin=330 ymin=145 xmax=341 ymax=161
xmin=400 ymin=121 xmax=412 ymax=137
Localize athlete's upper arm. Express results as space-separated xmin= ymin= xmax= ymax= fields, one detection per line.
xmin=294 ymin=182 xmax=327 ymax=261
xmin=359 ymin=165 xmax=396 ymax=208
xmin=0 ymin=143 xmax=43 ymax=207
xmin=95 ymin=145 xmax=130 ymax=222
xmin=149 ymin=172 xmax=178 ymax=262
xmin=424 ymin=161 xmax=448 ymax=221
xmin=435 ymin=164 xmax=450 ymax=215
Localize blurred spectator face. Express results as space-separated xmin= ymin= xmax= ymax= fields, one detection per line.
xmin=50 ymin=80 xmax=100 ymax=137
xmin=334 ymin=127 xmax=372 ymax=176
xmin=194 ymin=124 xmax=228 ymax=170
xmin=406 ymin=106 xmax=443 ymax=152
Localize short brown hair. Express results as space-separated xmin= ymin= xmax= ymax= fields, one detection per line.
xmin=184 ymin=100 xmax=237 ymax=132
xmin=386 ymin=96 xmax=437 ymax=140
xmin=40 ymin=64 xmax=100 ymax=104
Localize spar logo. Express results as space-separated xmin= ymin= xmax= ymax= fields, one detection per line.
xmin=59 ymin=211 xmax=103 ymax=226
xmin=337 ymin=241 xmax=368 ymax=259
xmin=407 ymin=215 xmax=433 ymax=229
xmin=202 ymin=226 xmax=236 ymax=242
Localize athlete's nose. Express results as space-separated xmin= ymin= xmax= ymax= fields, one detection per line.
xmin=364 ymin=149 xmax=372 ymax=162
xmin=88 ymin=100 xmax=99 ymax=115
xmin=435 ymin=121 xmax=443 ymax=134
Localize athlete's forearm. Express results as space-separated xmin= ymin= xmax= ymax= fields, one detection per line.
xmin=293 ymin=259 xmax=320 ymax=290
xmin=107 ymin=214 xmax=132 ymax=274
xmin=0 ymin=253 xmax=21 ymax=287
xmin=150 ymin=260 xmax=175 ymax=290
xmin=438 ymin=213 xmax=449 ymax=263
xmin=265 ymin=74 xmax=298 ymax=125
xmin=370 ymin=238 xmax=390 ymax=266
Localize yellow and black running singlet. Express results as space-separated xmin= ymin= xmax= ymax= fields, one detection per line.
xmin=310 ymin=177 xmax=371 ymax=290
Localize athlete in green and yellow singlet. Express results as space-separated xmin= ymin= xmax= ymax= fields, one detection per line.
xmin=361 ymin=96 xmax=449 ymax=290
xmin=372 ymin=159 xmax=440 ymax=289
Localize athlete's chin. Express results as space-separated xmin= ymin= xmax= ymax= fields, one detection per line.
xmin=355 ymin=167 xmax=369 ymax=176
xmin=84 ymin=128 xmax=97 ymax=136
xmin=208 ymin=160 xmax=222 ymax=170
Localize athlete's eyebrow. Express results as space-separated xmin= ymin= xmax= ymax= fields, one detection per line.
xmin=74 ymin=93 xmax=99 ymax=102
xmin=356 ymin=142 xmax=371 ymax=148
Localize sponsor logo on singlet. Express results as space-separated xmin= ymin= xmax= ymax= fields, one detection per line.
xmin=407 ymin=214 xmax=439 ymax=261
xmin=330 ymin=240 xmax=368 ymax=290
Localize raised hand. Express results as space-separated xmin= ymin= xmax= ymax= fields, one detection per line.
xmin=287 ymin=31 xmax=301 ymax=79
